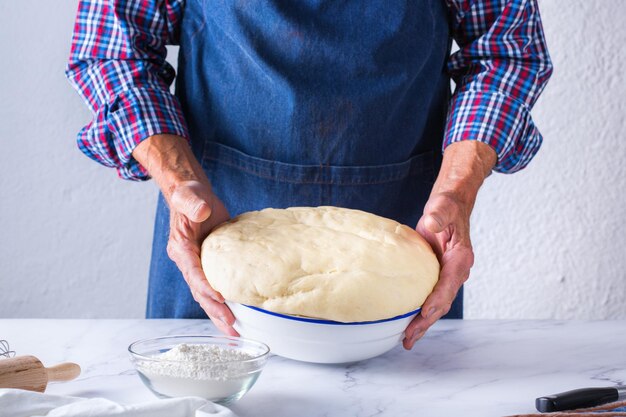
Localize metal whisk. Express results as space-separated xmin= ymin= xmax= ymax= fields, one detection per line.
xmin=0 ymin=340 xmax=15 ymax=358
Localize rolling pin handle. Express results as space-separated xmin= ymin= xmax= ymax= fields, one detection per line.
xmin=46 ymin=362 xmax=81 ymax=382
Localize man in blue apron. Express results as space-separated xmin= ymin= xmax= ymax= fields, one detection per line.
xmin=66 ymin=0 xmax=552 ymax=349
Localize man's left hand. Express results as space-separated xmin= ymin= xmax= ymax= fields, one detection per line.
xmin=403 ymin=140 xmax=497 ymax=349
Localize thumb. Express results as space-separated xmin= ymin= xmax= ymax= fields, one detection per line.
xmin=422 ymin=194 xmax=457 ymax=234
xmin=170 ymin=180 xmax=213 ymax=223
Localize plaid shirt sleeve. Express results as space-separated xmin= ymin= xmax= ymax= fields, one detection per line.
xmin=444 ymin=0 xmax=553 ymax=173
xmin=65 ymin=0 xmax=188 ymax=180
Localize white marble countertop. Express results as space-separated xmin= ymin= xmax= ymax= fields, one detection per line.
xmin=1 ymin=319 xmax=624 ymax=416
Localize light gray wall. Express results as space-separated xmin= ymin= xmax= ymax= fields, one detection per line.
xmin=0 ymin=1 xmax=624 ymax=319
xmin=0 ymin=0 xmax=156 ymax=318
xmin=466 ymin=1 xmax=626 ymax=318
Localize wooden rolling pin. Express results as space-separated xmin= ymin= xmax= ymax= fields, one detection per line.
xmin=0 ymin=355 xmax=81 ymax=392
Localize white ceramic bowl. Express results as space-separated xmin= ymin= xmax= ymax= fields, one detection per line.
xmin=227 ymin=302 xmax=419 ymax=364
xmin=128 ymin=335 xmax=269 ymax=404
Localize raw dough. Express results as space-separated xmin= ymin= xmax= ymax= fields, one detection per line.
xmin=201 ymin=207 xmax=439 ymax=322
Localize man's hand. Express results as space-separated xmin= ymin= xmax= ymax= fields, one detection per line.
xmin=133 ymin=134 xmax=238 ymax=336
xmin=403 ymin=141 xmax=496 ymax=349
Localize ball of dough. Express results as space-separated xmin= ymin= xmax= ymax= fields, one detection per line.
xmin=201 ymin=206 xmax=439 ymax=322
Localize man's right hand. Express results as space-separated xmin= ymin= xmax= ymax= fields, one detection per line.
xmin=132 ymin=134 xmax=238 ymax=336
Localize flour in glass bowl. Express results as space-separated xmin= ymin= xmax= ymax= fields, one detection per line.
xmin=144 ymin=343 xmax=255 ymax=379
xmin=136 ymin=343 xmax=261 ymax=402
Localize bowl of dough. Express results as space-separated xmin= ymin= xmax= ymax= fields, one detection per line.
xmin=128 ymin=335 xmax=269 ymax=404
xmin=202 ymin=206 xmax=440 ymax=364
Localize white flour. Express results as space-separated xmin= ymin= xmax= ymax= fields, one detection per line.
xmin=136 ymin=343 xmax=261 ymax=401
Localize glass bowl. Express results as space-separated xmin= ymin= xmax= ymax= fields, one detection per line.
xmin=128 ymin=335 xmax=270 ymax=404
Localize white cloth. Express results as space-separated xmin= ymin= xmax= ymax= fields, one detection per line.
xmin=0 ymin=389 xmax=238 ymax=417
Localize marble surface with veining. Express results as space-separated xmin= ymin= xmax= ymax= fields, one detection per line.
xmin=1 ymin=320 xmax=624 ymax=416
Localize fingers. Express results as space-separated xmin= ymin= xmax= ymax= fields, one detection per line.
xmin=167 ymin=182 xmax=236 ymax=335
xmin=167 ymin=240 xmax=223 ymax=305
xmin=170 ymin=180 xmax=213 ymax=223
xmin=185 ymin=272 xmax=238 ymax=336
xmin=195 ymin=291 xmax=239 ymax=337
xmin=402 ymin=315 xmax=432 ymax=350
xmin=181 ymin=260 xmax=239 ymax=336
xmin=161 ymin=177 xmax=236 ymax=335
xmin=422 ymin=193 xmax=460 ymax=234
xmin=403 ymin=245 xmax=473 ymax=350
xmin=171 ymin=253 xmax=240 ymax=336
xmin=403 ymin=294 xmax=450 ymax=350
xmin=191 ymin=286 xmax=238 ymax=336
xmin=409 ymin=176 xmax=478 ymax=350
xmin=167 ymin=220 xmax=239 ymax=336
xmin=210 ymin=314 xmax=240 ymax=337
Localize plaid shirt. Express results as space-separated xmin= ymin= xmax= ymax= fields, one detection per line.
xmin=66 ymin=0 xmax=552 ymax=180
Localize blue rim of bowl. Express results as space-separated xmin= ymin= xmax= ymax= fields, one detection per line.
xmin=240 ymin=304 xmax=421 ymax=325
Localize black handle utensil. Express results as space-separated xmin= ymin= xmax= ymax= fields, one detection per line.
xmin=536 ymin=386 xmax=626 ymax=412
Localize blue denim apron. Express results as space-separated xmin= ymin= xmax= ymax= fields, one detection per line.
xmin=147 ymin=0 xmax=463 ymax=319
